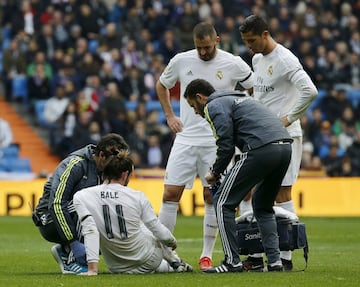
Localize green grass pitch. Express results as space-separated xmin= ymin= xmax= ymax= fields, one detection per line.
xmin=0 ymin=216 xmax=359 ymax=287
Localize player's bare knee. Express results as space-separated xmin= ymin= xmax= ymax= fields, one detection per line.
xmin=163 ymin=185 xmax=185 ymax=202
xmin=276 ymin=186 xmax=292 ymax=203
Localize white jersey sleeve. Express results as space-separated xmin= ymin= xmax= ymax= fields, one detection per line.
xmin=252 ymin=44 xmax=317 ymax=137
xmin=73 ymin=192 xmax=100 ymax=263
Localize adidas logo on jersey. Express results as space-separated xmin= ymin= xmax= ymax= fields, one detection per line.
xmin=186 ymin=70 xmax=193 ymax=76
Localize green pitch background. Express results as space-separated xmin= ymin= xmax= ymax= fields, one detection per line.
xmin=0 ymin=216 xmax=359 ymax=287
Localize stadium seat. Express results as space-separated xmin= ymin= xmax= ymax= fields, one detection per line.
xmin=34 ymin=100 xmax=49 ymax=128
xmin=346 ymin=89 xmax=360 ymax=108
xmin=7 ymin=158 xmax=32 ymax=173
xmin=88 ymin=39 xmax=99 ymax=54
xmin=146 ymin=100 xmax=163 ymax=112
xmin=125 ymin=101 xmax=138 ymax=111
xmin=12 ymin=76 xmax=28 ymax=104
xmin=0 ymin=51 xmax=3 ymax=74
xmin=0 ymin=145 xmax=20 ymax=159
xmin=0 ymin=158 xmax=9 ymax=172
xmin=171 ymin=100 xmax=180 ymax=116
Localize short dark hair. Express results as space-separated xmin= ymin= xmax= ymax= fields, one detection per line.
xmin=95 ymin=133 xmax=129 ymax=157
xmin=239 ymin=15 xmax=268 ymax=36
xmin=193 ymin=22 xmax=217 ymax=40
xmin=184 ymin=79 xmax=215 ymax=100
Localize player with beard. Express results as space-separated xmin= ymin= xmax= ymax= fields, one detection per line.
xmin=155 ymin=22 xmax=254 ymax=270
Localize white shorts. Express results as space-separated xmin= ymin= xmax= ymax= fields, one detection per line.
xmin=164 ymin=142 xmax=217 ymax=189
xmin=282 ymin=136 xmax=302 ymax=186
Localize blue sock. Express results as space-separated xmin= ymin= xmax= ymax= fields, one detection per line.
xmin=70 ymin=240 xmax=87 ymax=265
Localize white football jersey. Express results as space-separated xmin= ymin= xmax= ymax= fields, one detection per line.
xmin=159 ymin=49 xmax=253 ymax=146
xmin=73 ymin=183 xmax=176 ymax=273
xmin=252 ymin=44 xmax=317 ymax=137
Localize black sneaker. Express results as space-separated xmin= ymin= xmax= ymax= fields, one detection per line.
xmin=281 ymin=258 xmax=293 ymax=271
xmin=242 ymin=256 xmax=264 ymax=271
xmin=267 ymin=264 xmax=284 ymax=272
xmin=203 ymin=261 xmax=243 ymax=273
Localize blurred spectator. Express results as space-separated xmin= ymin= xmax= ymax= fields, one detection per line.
xmin=26 ymin=51 xmax=53 ymax=79
xmin=121 ymin=66 xmax=150 ymax=102
xmin=127 ymin=120 xmax=148 ymax=167
xmin=333 ymin=104 xmax=358 ymax=132
xmin=157 ymin=29 xmax=182 ymax=65
xmin=122 ymin=5 xmax=144 ymax=40
xmin=321 ymin=143 xmax=344 ymax=176
xmin=77 ymin=4 xmax=100 ymax=40
xmin=108 ymin=0 xmax=127 ymax=24
xmin=319 ymin=88 xmax=352 ymax=124
xmin=312 ymin=120 xmax=333 ymax=157
xmin=318 ymin=134 xmax=345 ymax=159
xmin=76 ymin=52 xmax=102 ymax=81
xmin=339 ymin=156 xmax=359 ymax=176
xmin=349 ymin=52 xmax=360 ymax=88
xmin=25 ymin=38 xmax=40 ymax=64
xmin=308 ymin=108 xmax=325 ymax=144
xmin=301 ymin=141 xmax=314 ymax=169
xmin=2 ymin=38 xmax=27 ymax=101
xmin=121 ymin=39 xmax=141 ymax=70
xmin=76 ymin=75 xmax=101 ymax=115
xmin=51 ymin=9 xmax=69 ymax=49
xmin=338 ymin=123 xmax=357 ymax=151
xmin=37 ymin=24 xmax=61 ymax=60
xmin=99 ymin=22 xmax=123 ymax=50
xmin=143 ymin=5 xmax=167 ymax=44
xmin=144 ymin=55 xmax=165 ymax=100
xmin=197 ymin=0 xmax=211 ymax=21
xmin=53 ymin=101 xmax=78 ymax=158
xmin=43 ymin=84 xmax=70 ymax=148
xmin=174 ymin=1 xmax=199 ymax=50
xmin=146 ymin=130 xmax=163 ymax=168
xmin=87 ymin=0 xmax=109 ymax=29
xmin=346 ymin=130 xmax=360 ymax=172
xmin=0 ymin=117 xmax=14 ymax=148
xmin=99 ymin=81 xmax=127 ymax=135
xmin=27 ymin=63 xmax=51 ymax=111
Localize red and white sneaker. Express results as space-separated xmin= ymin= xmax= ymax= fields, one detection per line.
xmin=199 ymin=256 xmax=213 ymax=270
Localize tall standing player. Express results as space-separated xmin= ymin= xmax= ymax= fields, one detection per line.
xmin=156 ymin=22 xmax=254 ymax=270
xmin=239 ymin=14 xmax=318 ymax=271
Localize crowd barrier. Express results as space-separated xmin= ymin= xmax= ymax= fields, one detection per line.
xmin=1 ymin=177 xmax=360 ymax=217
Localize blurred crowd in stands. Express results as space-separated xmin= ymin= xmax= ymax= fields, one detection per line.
xmin=1 ymin=0 xmax=360 ymax=176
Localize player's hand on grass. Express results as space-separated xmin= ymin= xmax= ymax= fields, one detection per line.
xmin=78 ymin=271 xmax=98 ymax=276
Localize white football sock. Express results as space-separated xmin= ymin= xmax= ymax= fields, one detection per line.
xmin=277 ymin=200 xmax=296 ymax=260
xmin=158 ymin=201 xmax=179 ymax=232
xmin=277 ymin=200 xmax=296 ymax=214
xmin=200 ymin=203 xmax=218 ymax=259
xmin=239 ymin=199 xmax=253 ymax=215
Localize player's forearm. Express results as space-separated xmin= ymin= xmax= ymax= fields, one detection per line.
xmin=288 ymin=71 xmax=318 ymax=123
xmin=146 ymin=218 xmax=177 ymax=248
xmin=156 ymin=80 xmax=175 ymax=118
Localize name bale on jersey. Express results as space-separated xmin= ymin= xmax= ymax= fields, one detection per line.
xmin=101 ymin=191 xmax=119 ymax=199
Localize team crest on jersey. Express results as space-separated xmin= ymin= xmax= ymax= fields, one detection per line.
xmin=216 ymin=70 xmax=223 ymax=80
xmin=267 ymin=65 xmax=273 ymax=76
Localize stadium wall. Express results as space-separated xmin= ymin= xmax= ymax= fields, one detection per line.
xmin=1 ymin=177 xmax=360 ymax=217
